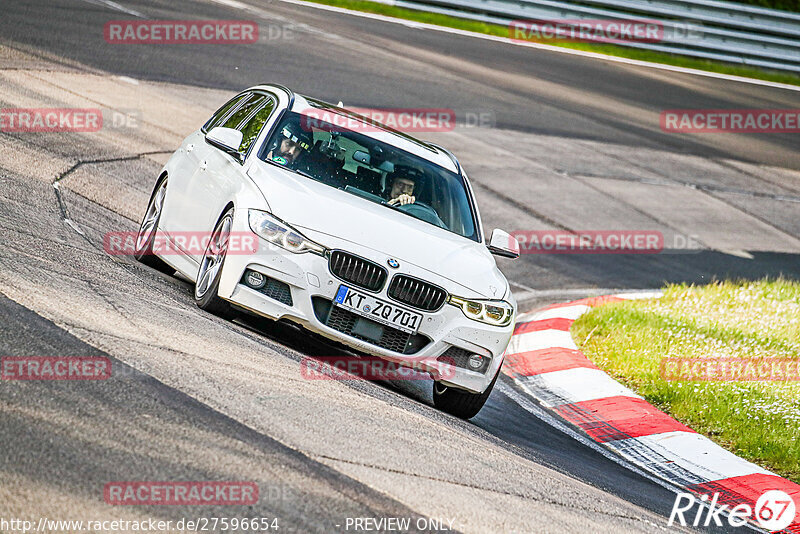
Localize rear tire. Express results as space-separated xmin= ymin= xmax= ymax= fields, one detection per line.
xmin=134 ymin=175 xmax=174 ymax=274
xmin=433 ymin=369 xmax=499 ymax=419
xmin=194 ymin=208 xmax=236 ymax=320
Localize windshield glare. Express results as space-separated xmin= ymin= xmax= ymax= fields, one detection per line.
xmin=258 ymin=111 xmax=478 ymax=241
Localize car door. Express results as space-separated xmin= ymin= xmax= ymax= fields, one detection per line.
xmin=161 ymin=91 xmax=250 ymax=238
xmin=184 ymin=93 xmax=277 ymax=262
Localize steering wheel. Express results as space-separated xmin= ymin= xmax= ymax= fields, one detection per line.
xmin=396 ymin=201 xmax=447 ymax=229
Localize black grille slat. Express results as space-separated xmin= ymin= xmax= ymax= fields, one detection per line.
xmin=345 ymin=256 xmax=353 ymax=278
xmin=421 ymin=286 xmax=432 ymax=309
xmin=358 ymin=262 xmax=368 ymax=286
xmin=368 ymin=265 xmax=376 ymax=287
xmin=399 ymin=278 xmax=408 ymax=300
xmin=387 ymin=275 xmax=447 ymax=312
xmin=329 ymin=251 xmax=387 ymax=292
xmin=429 ymin=288 xmax=438 ymax=309
xmin=370 ymin=265 xmax=379 ymax=287
xmin=403 ymin=278 xmax=414 ymax=301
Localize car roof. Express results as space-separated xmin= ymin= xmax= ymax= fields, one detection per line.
xmin=251 ymin=85 xmax=460 ymax=173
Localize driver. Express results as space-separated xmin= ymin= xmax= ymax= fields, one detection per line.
xmin=265 ymin=118 xmax=313 ymax=167
xmin=385 ymin=166 xmax=424 ymax=206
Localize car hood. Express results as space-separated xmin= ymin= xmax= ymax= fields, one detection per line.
xmin=247 ymin=162 xmax=508 ymax=299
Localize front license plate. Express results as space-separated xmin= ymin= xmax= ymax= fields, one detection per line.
xmin=334 ymin=285 xmax=423 ymax=334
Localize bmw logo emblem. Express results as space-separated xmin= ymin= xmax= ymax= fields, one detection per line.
xmin=387 ymin=258 xmax=400 ymax=269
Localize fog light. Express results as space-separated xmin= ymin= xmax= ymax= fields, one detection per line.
xmin=467 ymin=354 xmax=485 ymax=370
xmin=245 ymin=270 xmax=266 ymax=289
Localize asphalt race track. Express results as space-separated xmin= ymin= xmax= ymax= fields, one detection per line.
xmin=1 ymin=0 xmax=799 ymax=532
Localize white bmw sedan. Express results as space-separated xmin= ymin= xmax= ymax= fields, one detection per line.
xmin=135 ymin=84 xmax=520 ymax=418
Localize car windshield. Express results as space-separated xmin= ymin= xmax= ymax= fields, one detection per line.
xmin=258 ymin=110 xmax=478 ymax=241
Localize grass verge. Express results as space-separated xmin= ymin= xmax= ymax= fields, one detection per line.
xmin=571 ymin=279 xmax=800 ymax=483
xmin=299 ymin=0 xmax=800 ymax=87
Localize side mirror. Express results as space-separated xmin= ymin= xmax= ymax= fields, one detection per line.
xmin=206 ymin=127 xmax=243 ymax=160
xmin=488 ymin=229 xmax=520 ymax=259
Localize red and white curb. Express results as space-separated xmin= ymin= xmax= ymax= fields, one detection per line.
xmin=502 ymin=293 xmax=800 ymax=533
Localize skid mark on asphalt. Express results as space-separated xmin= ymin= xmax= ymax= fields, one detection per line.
xmin=567 ymin=172 xmax=800 ymax=204
xmin=470 ymin=181 xmax=571 ymax=231
xmin=52 ymin=151 xmax=172 ymax=227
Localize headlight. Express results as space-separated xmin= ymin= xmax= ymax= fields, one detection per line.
xmin=448 ymin=295 xmax=514 ymax=327
xmin=248 ymin=210 xmax=326 ymax=255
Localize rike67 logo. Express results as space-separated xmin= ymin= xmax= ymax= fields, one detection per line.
xmin=669 ymin=490 xmax=797 ymax=531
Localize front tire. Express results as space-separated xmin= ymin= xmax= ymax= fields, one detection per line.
xmin=433 ymin=369 xmax=499 ymax=419
xmin=194 ymin=208 xmax=236 ymax=319
xmin=134 ymin=175 xmax=174 ymax=274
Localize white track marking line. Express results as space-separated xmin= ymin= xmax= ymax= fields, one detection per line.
xmin=528 ymin=304 xmax=591 ymax=321
xmin=515 ymin=310 xmax=547 ymax=323
xmin=509 ymin=329 xmax=577 ymax=353
xmin=512 ymin=287 xmax=661 ymax=302
xmin=208 ymin=0 xmax=254 ymax=8
xmin=522 ymin=367 xmax=642 ymax=405
xmin=115 ymin=76 xmax=140 ymax=85
xmin=80 ymin=0 xmax=144 ymax=17
xmin=607 ymin=431 xmax=774 ymax=482
xmin=219 ymin=0 xmax=800 ymax=92
xmin=613 ymin=291 xmax=664 ymax=300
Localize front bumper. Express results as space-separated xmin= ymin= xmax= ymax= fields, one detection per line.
xmin=217 ymin=211 xmax=514 ymax=394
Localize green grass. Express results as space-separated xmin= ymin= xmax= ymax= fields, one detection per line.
xmin=301 ymin=0 xmax=800 ymax=86
xmin=733 ymin=0 xmax=799 ymax=11
xmin=572 ymin=279 xmax=800 ymax=483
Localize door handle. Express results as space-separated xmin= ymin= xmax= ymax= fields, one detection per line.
xmin=199 ymin=160 xmax=208 ymax=171
xmin=186 ymin=143 xmax=194 ymax=152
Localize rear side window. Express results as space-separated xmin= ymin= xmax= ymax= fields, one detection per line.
xmin=237 ymin=98 xmax=276 ymax=154
xmin=219 ymin=94 xmax=267 ymax=130
xmin=203 ymin=93 xmax=249 ymax=132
